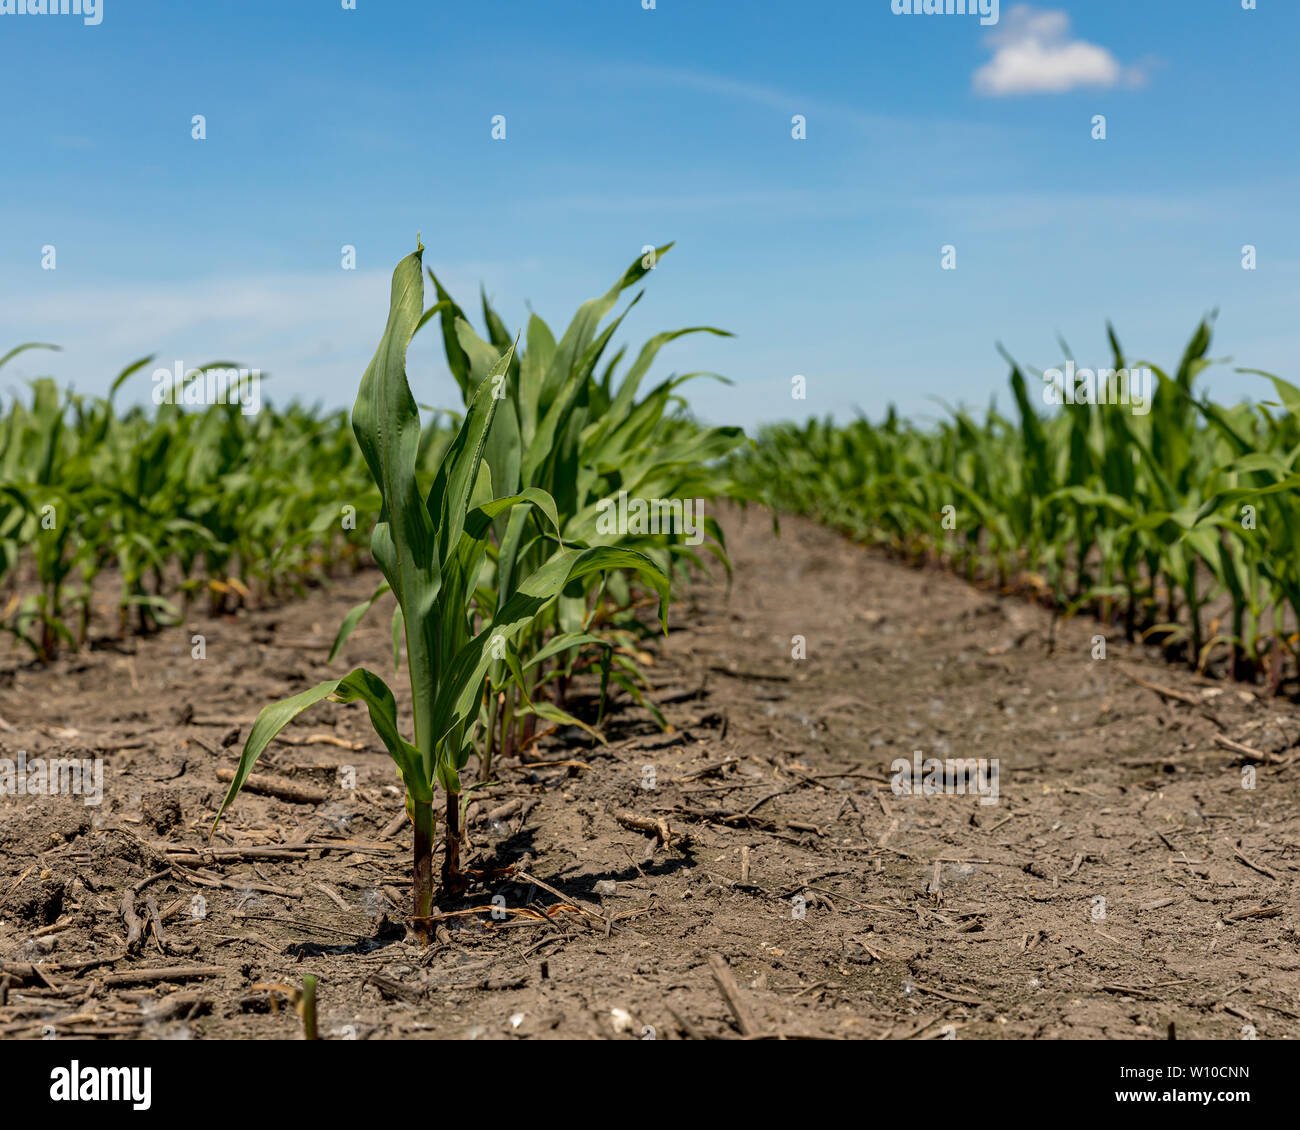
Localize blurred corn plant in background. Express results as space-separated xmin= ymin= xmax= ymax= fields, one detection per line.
xmin=736 ymin=318 xmax=1300 ymax=691
xmin=0 ymin=345 xmax=392 ymax=661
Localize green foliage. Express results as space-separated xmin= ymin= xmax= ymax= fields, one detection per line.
xmin=1 ymin=242 xmax=745 ymax=924
xmin=207 ymin=241 xmax=742 ymax=925
xmin=737 ymin=319 xmax=1300 ymax=682
xmin=0 ymin=349 xmax=385 ymax=660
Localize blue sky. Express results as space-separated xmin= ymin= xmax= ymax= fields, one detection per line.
xmin=1 ymin=0 xmax=1296 ymax=429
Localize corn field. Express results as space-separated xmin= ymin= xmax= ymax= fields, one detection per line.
xmin=6 ymin=0 xmax=1300 ymax=1073
xmin=1 ymin=244 xmax=747 ymax=935
xmin=6 ymin=277 xmax=1300 ymax=1055
xmin=0 ymin=349 xmax=384 ymax=660
xmin=736 ymin=319 xmax=1300 ymax=691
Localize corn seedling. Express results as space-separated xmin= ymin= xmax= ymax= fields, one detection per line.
xmin=213 ymin=243 xmax=671 ymax=937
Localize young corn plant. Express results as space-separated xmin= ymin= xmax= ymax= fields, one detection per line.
xmin=0 ymin=370 xmax=88 ymax=661
xmin=213 ymin=243 xmax=669 ymax=938
xmin=423 ymin=245 xmax=743 ymax=766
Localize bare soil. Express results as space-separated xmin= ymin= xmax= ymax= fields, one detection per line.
xmin=2 ymin=507 xmax=1298 ymax=1040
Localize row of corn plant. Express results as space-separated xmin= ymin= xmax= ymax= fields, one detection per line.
xmin=735 ymin=318 xmax=1300 ymax=689
xmin=215 ymin=241 xmax=747 ymax=932
xmin=0 ymin=348 xmax=406 ymax=660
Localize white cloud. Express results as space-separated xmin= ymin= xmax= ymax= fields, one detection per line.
xmin=973 ymin=6 xmax=1142 ymax=96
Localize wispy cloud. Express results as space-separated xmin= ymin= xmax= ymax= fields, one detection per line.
xmin=609 ymin=60 xmax=902 ymax=135
xmin=973 ymin=6 xmax=1144 ymax=96
xmin=919 ymin=189 xmax=1221 ymax=232
xmin=608 ymin=61 xmax=1010 ymax=145
xmin=612 ymin=64 xmax=812 ymax=115
xmin=0 ymin=262 xmax=536 ymax=407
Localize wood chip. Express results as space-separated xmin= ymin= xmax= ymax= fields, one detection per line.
xmin=1214 ymin=734 xmax=1286 ymax=765
xmin=119 ymin=889 xmax=144 ymax=954
xmin=707 ymin=953 xmax=762 ymax=1037
xmin=215 ymin=768 xmax=329 ymax=805
xmin=102 ymin=966 xmax=226 ymax=986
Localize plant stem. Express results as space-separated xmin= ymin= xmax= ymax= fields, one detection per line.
xmin=300 ymin=975 xmax=318 ymax=1040
xmin=483 ymin=686 xmax=498 ymax=784
xmin=411 ymin=798 xmax=435 ymax=944
xmin=442 ymin=788 xmax=462 ymax=894
xmin=501 ymin=692 xmax=515 ymax=763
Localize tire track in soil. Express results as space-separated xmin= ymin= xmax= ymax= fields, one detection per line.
xmin=1 ymin=506 xmax=1297 ymax=1039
